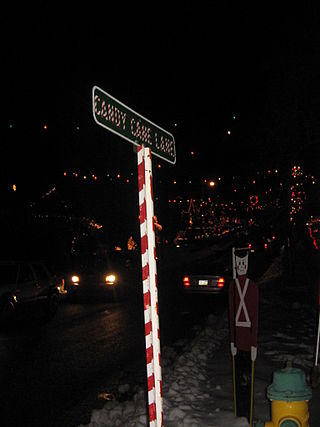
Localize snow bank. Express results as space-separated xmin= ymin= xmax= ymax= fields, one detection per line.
xmin=80 ymin=313 xmax=249 ymax=427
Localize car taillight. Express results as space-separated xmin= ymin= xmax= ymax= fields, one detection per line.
xmin=183 ymin=276 xmax=191 ymax=287
xmin=217 ymin=277 xmax=225 ymax=288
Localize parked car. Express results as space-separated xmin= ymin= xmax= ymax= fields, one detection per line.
xmin=0 ymin=260 xmax=63 ymax=325
xmin=182 ymin=260 xmax=230 ymax=297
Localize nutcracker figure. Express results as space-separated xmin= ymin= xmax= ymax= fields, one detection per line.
xmin=229 ymin=247 xmax=258 ymax=426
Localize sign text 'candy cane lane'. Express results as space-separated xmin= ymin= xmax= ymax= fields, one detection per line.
xmin=93 ymin=86 xmax=176 ymax=164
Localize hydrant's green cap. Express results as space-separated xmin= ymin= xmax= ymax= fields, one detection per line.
xmin=267 ymin=367 xmax=312 ymax=402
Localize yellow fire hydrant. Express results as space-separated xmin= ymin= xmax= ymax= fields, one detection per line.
xmin=256 ymin=365 xmax=312 ymax=427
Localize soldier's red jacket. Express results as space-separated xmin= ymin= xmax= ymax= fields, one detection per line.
xmin=229 ymin=275 xmax=258 ymax=352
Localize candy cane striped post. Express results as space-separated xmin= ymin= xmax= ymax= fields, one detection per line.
xmin=137 ymin=145 xmax=163 ymax=427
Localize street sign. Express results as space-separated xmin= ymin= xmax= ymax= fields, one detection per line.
xmin=92 ymin=85 xmax=175 ymax=426
xmin=92 ymin=85 xmax=176 ymax=164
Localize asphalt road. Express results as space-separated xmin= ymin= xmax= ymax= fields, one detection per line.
xmin=0 ymin=239 xmax=276 ymax=427
xmin=0 ymin=261 xmax=225 ymax=426
xmin=0 ymin=301 xmax=146 ymax=426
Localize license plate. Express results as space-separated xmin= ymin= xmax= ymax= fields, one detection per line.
xmin=198 ymin=279 xmax=208 ymax=286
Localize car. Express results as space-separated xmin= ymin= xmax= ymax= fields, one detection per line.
xmin=63 ymin=254 xmax=128 ymax=302
xmin=245 ymin=232 xmax=282 ymax=256
xmin=235 ymin=225 xmax=282 ymax=254
xmin=181 ymin=260 xmax=231 ymax=297
xmin=0 ymin=260 xmax=63 ymax=325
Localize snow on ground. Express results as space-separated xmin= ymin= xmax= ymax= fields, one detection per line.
xmin=80 ymin=247 xmax=317 ymax=426
xmin=81 ymin=311 xmax=249 ymax=427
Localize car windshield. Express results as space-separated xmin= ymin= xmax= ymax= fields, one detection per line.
xmin=0 ymin=264 xmax=19 ymax=285
xmin=69 ymin=256 xmax=112 ymax=274
xmin=86 ymin=259 xmax=111 ymax=273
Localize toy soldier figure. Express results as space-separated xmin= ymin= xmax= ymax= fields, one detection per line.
xmin=229 ymin=248 xmax=258 ymax=425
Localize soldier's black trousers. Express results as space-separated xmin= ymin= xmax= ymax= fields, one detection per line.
xmin=235 ymin=350 xmax=252 ymax=421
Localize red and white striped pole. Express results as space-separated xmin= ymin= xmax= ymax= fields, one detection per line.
xmin=137 ymin=145 xmax=163 ymax=427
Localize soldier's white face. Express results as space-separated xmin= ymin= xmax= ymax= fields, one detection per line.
xmin=236 ymin=255 xmax=248 ymax=276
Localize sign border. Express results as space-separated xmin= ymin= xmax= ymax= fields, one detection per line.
xmin=92 ymin=85 xmax=176 ymax=165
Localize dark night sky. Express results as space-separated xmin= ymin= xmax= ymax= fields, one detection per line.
xmin=3 ymin=2 xmax=320 ymax=196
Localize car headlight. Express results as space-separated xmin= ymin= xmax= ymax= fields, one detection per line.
xmin=71 ymin=275 xmax=80 ymax=285
xmin=105 ymin=274 xmax=116 ymax=285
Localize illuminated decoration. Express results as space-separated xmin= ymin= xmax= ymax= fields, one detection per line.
xmin=60 ymin=169 xmax=134 ymax=184
xmin=57 ymin=166 xmax=303 ymax=231
xmin=250 ymin=195 xmax=258 ymax=208
xmin=307 ymin=216 xmax=320 ymax=251
xmin=41 ymin=187 xmax=56 ymax=198
xmin=89 ymin=219 xmax=102 ymax=229
xmin=167 ymin=167 xmax=286 ymax=238
xmin=289 ymin=165 xmax=307 ymax=222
